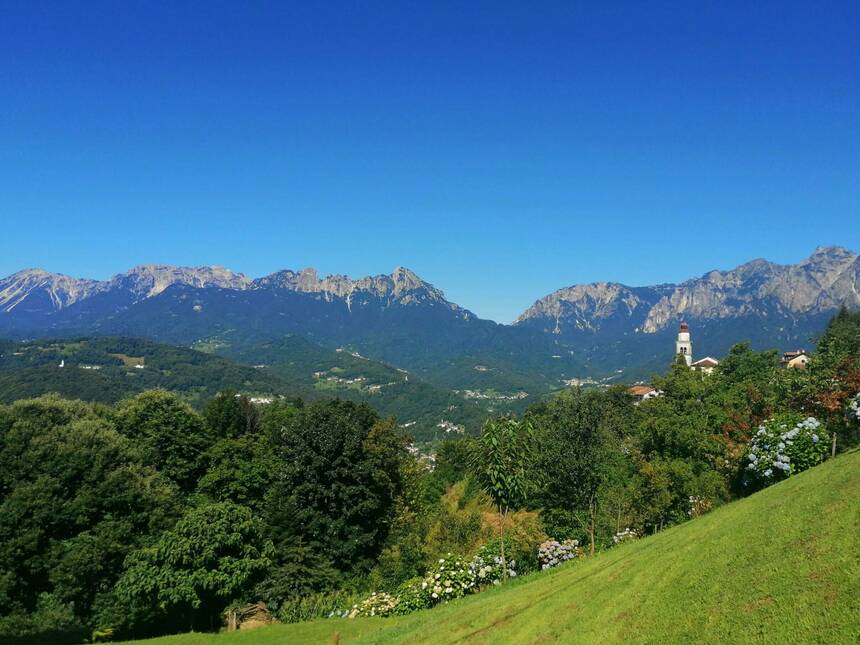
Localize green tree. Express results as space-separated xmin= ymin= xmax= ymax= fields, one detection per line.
xmin=267 ymin=400 xmax=406 ymax=574
xmin=202 ymin=390 xmax=260 ymax=439
xmin=529 ymin=389 xmax=612 ymax=554
xmin=115 ymin=390 xmax=211 ymax=492
xmin=115 ymin=502 xmax=273 ymax=634
xmin=0 ymin=396 xmax=179 ymax=643
xmin=196 ymin=435 xmax=279 ymax=511
xmin=472 ymin=416 xmax=534 ymax=581
xmin=809 ymin=308 xmax=860 ymax=452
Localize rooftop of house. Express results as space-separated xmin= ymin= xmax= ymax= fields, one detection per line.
xmin=628 ymin=385 xmax=656 ymax=396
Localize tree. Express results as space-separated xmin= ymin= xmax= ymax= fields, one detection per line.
xmin=0 ymin=396 xmax=179 ymax=643
xmin=196 ymin=435 xmax=279 ymax=512
xmin=115 ymin=390 xmax=211 ymax=492
xmin=115 ymin=502 xmax=273 ymax=634
xmin=472 ymin=416 xmax=534 ymax=581
xmin=202 ymin=390 xmax=260 ymax=439
xmin=267 ymin=400 xmax=406 ymax=574
xmin=808 ymin=308 xmax=860 ymax=452
xmin=529 ymin=390 xmax=611 ymax=554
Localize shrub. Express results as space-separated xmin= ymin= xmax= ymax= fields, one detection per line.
xmin=537 ymin=539 xmax=584 ymax=570
xmin=352 ymin=545 xmax=517 ymax=619
xmin=743 ymin=414 xmax=829 ymax=489
xmin=391 ymin=578 xmax=430 ymax=615
xmin=612 ymin=528 xmax=640 ymax=544
xmin=848 ymin=394 xmax=860 ymax=423
xmin=351 ymin=591 xmax=399 ymax=617
xmin=687 ymin=496 xmax=713 ymax=518
xmin=480 ymin=511 xmax=547 ymax=574
xmin=276 ymin=589 xmax=363 ymax=623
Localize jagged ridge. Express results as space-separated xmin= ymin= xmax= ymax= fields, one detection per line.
xmin=515 ymin=246 xmax=860 ymax=335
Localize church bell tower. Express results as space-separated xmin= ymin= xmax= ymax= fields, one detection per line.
xmin=676 ymin=322 xmax=692 ymax=366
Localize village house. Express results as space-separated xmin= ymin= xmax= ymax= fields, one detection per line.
xmin=690 ymin=356 xmax=720 ymax=374
xmin=781 ymin=350 xmax=810 ymax=369
xmin=628 ymin=385 xmax=661 ymax=403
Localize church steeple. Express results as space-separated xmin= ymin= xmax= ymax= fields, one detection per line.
xmin=676 ymin=322 xmax=692 ymax=366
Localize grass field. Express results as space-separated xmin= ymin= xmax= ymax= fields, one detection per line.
xmin=129 ymin=450 xmax=860 ymax=644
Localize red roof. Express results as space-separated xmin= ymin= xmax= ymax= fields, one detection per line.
xmin=628 ymin=385 xmax=656 ymax=396
xmin=679 ymin=322 xmax=689 ymax=332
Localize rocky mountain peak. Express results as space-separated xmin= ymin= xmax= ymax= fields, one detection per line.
xmin=807 ymin=245 xmax=855 ymax=262
xmin=112 ymin=265 xmax=252 ymax=299
xmin=0 ymin=269 xmax=104 ymax=313
xmin=254 ymin=266 xmax=456 ymax=310
xmin=515 ymin=247 xmax=860 ymax=337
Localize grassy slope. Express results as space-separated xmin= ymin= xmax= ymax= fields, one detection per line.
xmin=131 ymin=451 xmax=860 ymax=645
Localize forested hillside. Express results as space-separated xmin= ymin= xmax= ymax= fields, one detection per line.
xmin=0 ymin=337 xmax=288 ymax=405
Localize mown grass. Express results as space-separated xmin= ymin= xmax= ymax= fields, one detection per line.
xmin=129 ymin=450 xmax=860 ymax=644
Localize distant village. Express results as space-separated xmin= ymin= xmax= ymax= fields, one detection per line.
xmin=628 ymin=322 xmax=811 ymax=402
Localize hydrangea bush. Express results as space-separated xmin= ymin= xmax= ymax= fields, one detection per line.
xmin=612 ymin=528 xmax=640 ymax=545
xmin=352 ymin=546 xmax=517 ymax=618
xmin=350 ymin=591 xmax=398 ymax=618
xmin=537 ymin=539 xmax=583 ymax=570
xmin=687 ymin=496 xmax=713 ymax=518
xmin=847 ymin=393 xmax=860 ymax=423
xmin=743 ymin=414 xmax=828 ymax=488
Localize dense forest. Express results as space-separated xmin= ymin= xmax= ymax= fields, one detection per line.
xmin=0 ymin=309 xmax=857 ymax=643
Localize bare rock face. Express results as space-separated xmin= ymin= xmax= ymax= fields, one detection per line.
xmin=0 ymin=269 xmax=105 ymax=313
xmin=642 ymin=247 xmax=859 ymax=332
xmin=110 ymin=265 xmax=253 ymax=300
xmin=253 ymin=266 xmax=464 ymax=313
xmin=515 ymin=283 xmax=658 ymax=333
xmin=516 ymin=247 xmax=860 ymax=336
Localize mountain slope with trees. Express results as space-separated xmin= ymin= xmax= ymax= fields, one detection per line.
xmin=1 ymin=309 xmax=856 ymax=644
xmin=128 ymin=447 xmax=860 ymax=644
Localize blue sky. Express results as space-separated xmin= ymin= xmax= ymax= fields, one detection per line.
xmin=1 ymin=2 xmax=858 ymax=323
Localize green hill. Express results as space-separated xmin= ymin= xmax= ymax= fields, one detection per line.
xmin=0 ymin=337 xmax=290 ymax=406
xmin=128 ymin=449 xmax=859 ymax=644
xmin=205 ymin=335 xmax=532 ymax=440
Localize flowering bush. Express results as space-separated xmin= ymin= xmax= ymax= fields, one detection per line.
xmin=350 ymin=591 xmax=399 ymax=617
xmin=537 ymin=539 xmax=583 ymax=570
xmin=422 ymin=554 xmax=479 ymax=605
xmin=847 ymin=394 xmax=860 ymax=423
xmin=743 ymin=414 xmax=829 ymax=488
xmin=687 ymin=496 xmax=713 ymax=518
xmin=612 ymin=528 xmax=640 ymax=545
xmin=391 ymin=577 xmax=431 ymax=615
xmin=353 ymin=546 xmax=517 ymax=619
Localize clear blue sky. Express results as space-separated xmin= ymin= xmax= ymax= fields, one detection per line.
xmin=1 ymin=2 xmax=858 ymax=322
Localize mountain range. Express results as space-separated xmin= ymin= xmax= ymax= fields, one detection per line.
xmin=1 ymin=246 xmax=857 ymax=391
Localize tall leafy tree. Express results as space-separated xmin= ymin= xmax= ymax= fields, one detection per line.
xmin=115 ymin=390 xmax=211 ymax=492
xmin=267 ymin=399 xmax=405 ymax=574
xmin=202 ymin=390 xmax=260 ymax=439
xmin=528 ymin=389 xmax=611 ymax=554
xmin=472 ymin=416 xmax=535 ymax=579
xmin=196 ymin=435 xmax=279 ymax=511
xmin=115 ymin=502 xmax=273 ymax=635
xmin=0 ymin=396 xmax=179 ymax=643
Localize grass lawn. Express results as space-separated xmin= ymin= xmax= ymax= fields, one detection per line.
xmin=128 ymin=449 xmax=860 ymax=644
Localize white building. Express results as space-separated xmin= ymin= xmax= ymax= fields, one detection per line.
xmin=676 ymin=322 xmax=693 ymax=366
xmin=676 ymin=322 xmax=719 ymax=372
